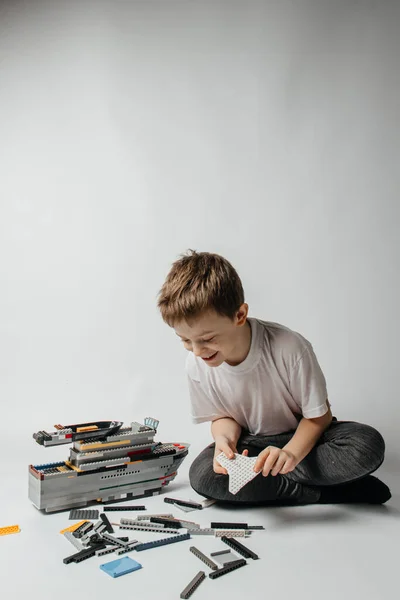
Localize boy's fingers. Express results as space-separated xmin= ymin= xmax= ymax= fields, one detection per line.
xmin=271 ymin=455 xmax=287 ymax=476
xmin=213 ymin=461 xmax=228 ymax=475
xmin=254 ymin=448 xmax=270 ymax=472
xmin=262 ymin=453 xmax=278 ymax=477
xmin=219 ymin=443 xmax=235 ymax=459
xmin=242 ymin=449 xmax=249 ymax=457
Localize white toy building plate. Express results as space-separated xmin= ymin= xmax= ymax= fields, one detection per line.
xmin=216 ymin=452 xmax=260 ymax=494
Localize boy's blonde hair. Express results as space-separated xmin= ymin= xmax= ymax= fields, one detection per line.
xmin=158 ymin=250 xmax=245 ymax=326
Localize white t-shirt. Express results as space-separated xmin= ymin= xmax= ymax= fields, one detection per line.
xmin=185 ymin=317 xmax=329 ymax=435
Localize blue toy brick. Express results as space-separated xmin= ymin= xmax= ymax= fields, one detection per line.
xmin=100 ymin=556 xmax=142 ymax=578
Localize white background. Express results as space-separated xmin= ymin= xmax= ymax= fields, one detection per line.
xmin=0 ymin=1 xmax=399 ymax=598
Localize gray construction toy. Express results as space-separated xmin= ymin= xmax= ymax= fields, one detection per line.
xmin=29 ymin=417 xmax=189 ymax=513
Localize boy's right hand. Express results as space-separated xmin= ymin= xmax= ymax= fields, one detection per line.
xmin=213 ymin=437 xmax=249 ymax=474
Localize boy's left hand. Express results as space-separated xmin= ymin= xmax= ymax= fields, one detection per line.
xmin=253 ymin=446 xmax=298 ymax=476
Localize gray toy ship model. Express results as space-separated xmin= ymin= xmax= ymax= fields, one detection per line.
xmin=29 ymin=417 xmax=189 ymax=513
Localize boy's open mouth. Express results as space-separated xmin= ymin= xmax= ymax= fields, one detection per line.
xmin=202 ymin=351 xmax=218 ymax=362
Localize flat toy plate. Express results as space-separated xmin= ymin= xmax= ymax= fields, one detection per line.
xmin=100 ymin=556 xmax=142 ymax=578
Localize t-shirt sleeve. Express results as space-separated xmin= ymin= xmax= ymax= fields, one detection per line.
xmin=185 ymin=355 xmax=230 ymax=424
xmin=289 ymin=345 xmax=329 ymax=418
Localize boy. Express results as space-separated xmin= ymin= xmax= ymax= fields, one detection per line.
xmin=157 ymin=250 xmax=391 ymax=506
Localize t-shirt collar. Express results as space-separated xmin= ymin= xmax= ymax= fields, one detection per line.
xmin=219 ymin=317 xmax=262 ymax=374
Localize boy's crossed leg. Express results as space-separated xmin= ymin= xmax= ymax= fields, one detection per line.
xmin=189 ymin=420 xmax=391 ymax=505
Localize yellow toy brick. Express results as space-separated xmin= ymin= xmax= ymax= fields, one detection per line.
xmin=0 ymin=524 xmax=21 ymax=536
xmin=59 ymin=520 xmax=88 ymax=534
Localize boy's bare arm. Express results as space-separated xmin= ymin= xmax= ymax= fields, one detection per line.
xmin=254 ymin=405 xmax=333 ymax=476
xmin=211 ymin=417 xmax=242 ymax=447
xmin=281 ymin=407 xmax=333 ymax=465
xmin=211 ymin=417 xmax=248 ymax=474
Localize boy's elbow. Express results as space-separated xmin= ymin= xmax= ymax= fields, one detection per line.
xmin=311 ymin=404 xmax=333 ymax=429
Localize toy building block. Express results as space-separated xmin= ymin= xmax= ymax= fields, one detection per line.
xmin=213 ymin=550 xmax=239 ymax=566
xmin=29 ymin=417 xmax=189 ymax=513
xmin=211 ymin=522 xmax=249 ymax=529
xmin=201 ymin=498 xmax=217 ymax=508
xmin=69 ymin=509 xmax=99 ymax=520
xmin=214 ymin=530 xmax=251 ymax=538
xmin=103 ymin=505 xmax=146 ymax=512
xmin=134 ymin=532 xmax=190 ymax=552
xmin=136 ymin=513 xmax=173 ymax=521
xmin=100 ymin=556 xmax=142 ymax=578
xmin=175 ymin=519 xmax=200 ymax=529
xmin=164 ymin=497 xmax=203 ymax=510
xmin=221 ymin=536 xmax=259 ymax=560
xmin=188 ymin=528 xmax=215 ymax=536
xmin=216 ymin=452 xmax=260 ymax=494
xmin=60 ymin=520 xmax=88 ymax=535
xmin=174 ymin=504 xmax=198 ymax=513
xmin=81 ymin=526 xmax=106 ymax=545
xmin=189 ymin=546 xmax=218 ymax=570
xmin=115 ymin=541 xmax=140 ymax=555
xmin=63 ymin=545 xmax=106 ymax=564
xmin=100 ymin=513 xmax=114 ymax=533
xmin=101 ymin=532 xmax=129 ymax=548
xmin=120 ymin=518 xmax=164 ymax=527
xmin=101 ymin=536 xmax=129 ymax=544
xmin=210 ymin=550 xmax=231 ymax=557
xmin=64 ymin=531 xmax=84 ymax=551
xmin=150 ymin=517 xmax=182 ymax=528
xmin=119 ymin=523 xmax=180 ymax=535
xmin=0 ymin=525 xmax=20 ymax=536
xmin=93 ymin=520 xmax=107 ymax=533
xmin=208 ymin=559 xmax=247 ymax=579
xmin=88 ymin=533 xmax=109 ymax=548
xmin=96 ymin=546 xmax=117 ymax=557
xmin=73 ymin=521 xmax=93 ymax=538
xmin=180 ymin=571 xmax=206 ymax=599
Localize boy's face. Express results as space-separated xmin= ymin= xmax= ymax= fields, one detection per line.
xmin=174 ymin=305 xmax=249 ymax=367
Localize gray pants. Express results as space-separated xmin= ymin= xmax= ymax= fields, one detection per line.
xmin=189 ymin=420 xmax=386 ymax=505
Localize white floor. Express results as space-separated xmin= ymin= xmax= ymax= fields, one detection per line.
xmin=1 ymin=442 xmax=399 ymax=600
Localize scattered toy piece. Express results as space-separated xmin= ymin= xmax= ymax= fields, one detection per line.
xmin=63 ymin=545 xmax=106 ymax=564
xmin=164 ymin=497 xmax=203 ymax=510
xmin=150 ymin=516 xmax=182 ymax=528
xmin=221 ymin=536 xmax=259 ymax=560
xmin=119 ymin=523 xmax=181 ymax=535
xmin=69 ymin=509 xmax=99 ymax=520
xmin=201 ymin=498 xmax=217 ymax=508
xmin=210 ymin=549 xmax=231 ymax=557
xmin=73 ymin=521 xmax=94 ymax=538
xmin=180 ymin=571 xmax=206 ymax=599
xmin=190 ymin=546 xmax=218 ymax=570
xmin=135 ymin=532 xmax=191 ymax=551
xmin=0 ymin=525 xmax=20 ymax=536
xmin=214 ymin=550 xmax=239 ymax=566
xmin=211 ymin=521 xmax=249 ymax=529
xmin=209 ymin=558 xmax=247 ymax=579
xmin=60 ymin=520 xmax=88 ymax=535
xmin=214 ymin=529 xmax=250 ymax=538
xmin=188 ymin=528 xmax=215 ymax=536
xmin=100 ymin=556 xmax=142 ymax=578
xmin=64 ymin=531 xmax=84 ymax=551
xmin=136 ymin=513 xmax=173 ymax=520
xmin=103 ymin=505 xmax=146 ymax=512
xmin=100 ymin=513 xmax=114 ymax=533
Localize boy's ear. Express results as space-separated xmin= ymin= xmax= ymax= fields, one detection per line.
xmin=235 ymin=303 xmax=249 ymax=326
